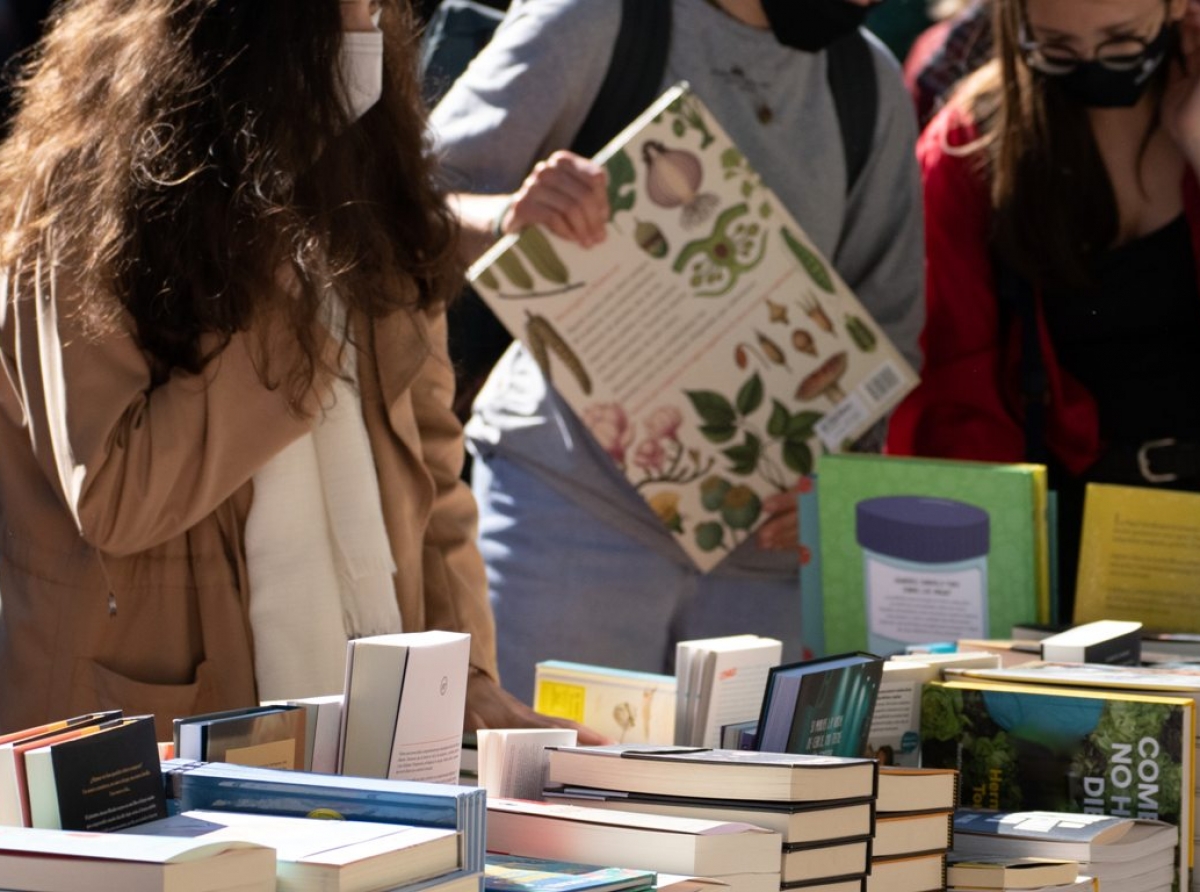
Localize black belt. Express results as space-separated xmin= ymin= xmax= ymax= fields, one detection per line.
xmin=1089 ymin=438 xmax=1200 ymax=485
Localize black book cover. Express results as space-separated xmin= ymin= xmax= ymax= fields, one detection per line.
xmin=48 ymin=715 xmax=167 ymax=831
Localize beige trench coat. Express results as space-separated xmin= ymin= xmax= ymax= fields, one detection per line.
xmin=0 ymin=260 xmax=496 ymax=739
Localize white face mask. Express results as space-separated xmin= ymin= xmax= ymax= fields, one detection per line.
xmin=338 ymin=18 xmax=384 ymax=121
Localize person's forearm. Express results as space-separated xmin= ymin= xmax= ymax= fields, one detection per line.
xmin=449 ymin=192 xmax=513 ymax=266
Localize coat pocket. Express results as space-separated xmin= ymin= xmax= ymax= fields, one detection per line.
xmin=70 ymin=657 xmax=222 ymax=741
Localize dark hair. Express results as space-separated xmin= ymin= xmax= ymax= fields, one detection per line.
xmin=0 ymin=0 xmax=460 ymax=404
xmin=954 ymin=0 xmax=1171 ymax=289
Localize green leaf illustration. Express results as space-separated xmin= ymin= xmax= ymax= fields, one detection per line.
xmin=687 ymin=390 xmax=737 ymax=427
xmin=767 ymin=400 xmax=790 ymax=438
xmin=736 ymin=374 xmax=764 ymax=416
xmin=783 ymin=440 xmax=814 ymax=475
xmin=606 ymin=149 xmax=637 ymax=219
xmin=786 ymin=411 xmax=824 ymax=440
xmin=722 ymin=432 xmax=762 ymax=476
xmin=720 ymin=147 xmax=743 ymax=169
xmin=695 ymin=521 xmax=726 ymax=552
xmin=699 ymin=423 xmax=738 ymax=444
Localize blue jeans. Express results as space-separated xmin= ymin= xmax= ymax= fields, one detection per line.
xmin=472 ymin=454 xmax=805 ymax=705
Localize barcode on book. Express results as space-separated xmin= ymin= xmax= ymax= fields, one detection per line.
xmin=815 ymin=393 xmax=869 ymax=451
xmin=860 ymin=360 xmax=904 ymax=408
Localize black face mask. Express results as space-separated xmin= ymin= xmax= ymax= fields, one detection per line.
xmin=761 ymin=0 xmax=871 ymax=53
xmin=1053 ymin=23 xmax=1175 ymax=108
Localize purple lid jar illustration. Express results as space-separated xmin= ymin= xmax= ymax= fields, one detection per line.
xmin=855 ymin=496 xmax=990 ymax=655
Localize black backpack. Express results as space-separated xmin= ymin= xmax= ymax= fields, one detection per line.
xmin=422 ymin=0 xmax=880 ymax=421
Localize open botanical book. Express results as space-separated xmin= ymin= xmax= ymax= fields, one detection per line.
xmin=468 ymin=83 xmax=917 ymax=571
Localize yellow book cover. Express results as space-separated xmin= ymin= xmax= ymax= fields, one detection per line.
xmin=1073 ymin=483 xmax=1200 ymax=630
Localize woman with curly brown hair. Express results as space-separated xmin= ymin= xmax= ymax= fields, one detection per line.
xmin=0 ymin=0 xmax=567 ymax=739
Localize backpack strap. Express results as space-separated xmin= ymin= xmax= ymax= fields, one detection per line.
xmin=569 ymin=0 xmax=673 ymax=158
xmin=825 ymin=30 xmax=878 ymax=194
xmin=420 ymin=0 xmax=507 ymax=108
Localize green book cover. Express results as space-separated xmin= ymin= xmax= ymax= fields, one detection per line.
xmin=921 ymin=679 xmax=1194 ymax=828
xmin=815 ymin=453 xmax=1049 ymax=655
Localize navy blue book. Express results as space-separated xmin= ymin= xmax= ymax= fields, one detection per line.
xmin=755 ymin=652 xmax=883 ymax=757
xmin=167 ymin=760 xmax=486 ymax=871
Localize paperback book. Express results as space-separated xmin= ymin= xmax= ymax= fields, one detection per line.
xmin=1074 ymin=484 xmax=1200 ymax=632
xmin=543 ymin=745 xmax=878 ymax=804
xmin=674 ymin=635 xmax=781 ymax=748
xmin=469 ymin=83 xmax=917 ymax=572
xmin=535 ymin=661 xmax=676 ymax=745
xmin=484 ymin=854 xmax=656 ymax=892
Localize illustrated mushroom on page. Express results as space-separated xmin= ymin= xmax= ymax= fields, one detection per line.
xmin=796 ymin=351 xmax=848 ymax=405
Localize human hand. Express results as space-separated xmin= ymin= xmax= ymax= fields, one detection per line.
xmin=500 ymin=151 xmax=609 ymax=248
xmin=465 ymin=669 xmax=613 ymax=745
xmin=1165 ymin=0 xmax=1200 ymax=166
xmin=755 ymin=477 xmax=813 ymax=556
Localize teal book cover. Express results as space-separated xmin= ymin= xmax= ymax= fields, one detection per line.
xmin=815 ymin=453 xmax=1049 ymax=656
xmin=920 ymin=679 xmax=1193 ymax=829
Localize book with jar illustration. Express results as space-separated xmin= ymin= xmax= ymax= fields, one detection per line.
xmin=467 ymin=82 xmax=917 ymax=572
xmin=812 ymin=453 xmax=1052 ymax=657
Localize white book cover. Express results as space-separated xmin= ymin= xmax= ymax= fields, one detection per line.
xmin=387 ymin=630 xmax=471 ymax=784
xmin=469 ymin=83 xmax=917 ymax=572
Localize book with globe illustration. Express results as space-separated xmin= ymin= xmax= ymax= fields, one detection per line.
xmin=468 ymin=82 xmax=918 ymax=572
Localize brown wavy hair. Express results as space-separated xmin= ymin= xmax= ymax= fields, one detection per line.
xmin=0 ymin=0 xmax=461 ymax=402
xmin=952 ymin=0 xmax=1174 ymax=289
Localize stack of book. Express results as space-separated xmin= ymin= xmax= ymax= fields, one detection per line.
xmin=951 ymin=810 xmax=1178 ymax=892
xmin=0 ymin=711 xmax=166 ymax=832
xmin=936 ymin=657 xmax=1200 ymax=888
xmin=920 ymin=673 xmax=1194 ymax=892
xmin=539 ymin=744 xmax=879 ymax=891
xmin=865 ymin=767 xmax=957 ymax=892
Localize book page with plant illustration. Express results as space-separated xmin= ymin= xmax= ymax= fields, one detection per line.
xmin=468 ymin=84 xmax=917 ymax=572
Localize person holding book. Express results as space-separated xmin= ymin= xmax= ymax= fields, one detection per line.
xmin=0 ymin=0 xmax=587 ymax=739
xmin=886 ymin=0 xmax=1200 ymax=615
xmin=430 ymin=0 xmax=924 ymax=703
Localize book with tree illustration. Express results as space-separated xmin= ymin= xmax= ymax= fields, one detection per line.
xmin=920 ymin=677 xmax=1194 ymax=892
xmin=467 ymin=83 xmax=917 ymax=572
xmin=813 ymin=453 xmax=1052 ymax=656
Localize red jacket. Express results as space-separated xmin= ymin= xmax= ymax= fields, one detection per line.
xmin=886 ymin=104 xmax=1200 ymax=475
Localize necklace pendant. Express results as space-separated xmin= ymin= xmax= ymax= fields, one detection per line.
xmin=757 ymin=104 xmax=773 ymax=125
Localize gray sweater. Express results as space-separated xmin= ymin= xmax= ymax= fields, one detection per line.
xmin=430 ymin=0 xmax=924 ymax=572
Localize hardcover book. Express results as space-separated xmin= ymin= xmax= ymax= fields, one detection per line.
xmin=1073 ymin=483 xmax=1200 ymax=631
xmin=753 ymin=652 xmax=883 ymax=757
xmin=813 ymin=453 xmax=1050 ymax=656
xmin=468 ymin=83 xmax=917 ymax=572
xmin=863 ymin=852 xmax=946 ymax=892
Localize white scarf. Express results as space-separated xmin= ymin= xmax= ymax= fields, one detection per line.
xmin=245 ymin=306 xmax=400 ymax=701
